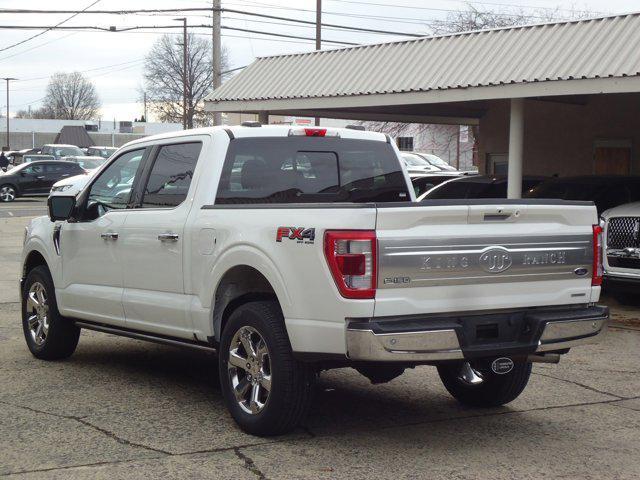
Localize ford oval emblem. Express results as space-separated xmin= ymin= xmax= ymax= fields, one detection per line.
xmin=491 ymin=357 xmax=514 ymax=375
xmin=479 ymin=248 xmax=512 ymax=273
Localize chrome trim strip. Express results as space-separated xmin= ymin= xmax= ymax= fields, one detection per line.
xmin=346 ymin=316 xmax=607 ymax=362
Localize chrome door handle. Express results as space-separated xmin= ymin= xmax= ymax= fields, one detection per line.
xmin=158 ymin=233 xmax=179 ymax=242
xmin=100 ymin=232 xmax=119 ymax=240
xmin=36 ymin=175 xmax=46 ymax=180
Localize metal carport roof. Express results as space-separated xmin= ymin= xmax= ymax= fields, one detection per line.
xmin=204 ymin=12 xmax=640 ymax=122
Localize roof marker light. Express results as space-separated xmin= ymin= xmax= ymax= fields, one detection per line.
xmin=288 ymin=128 xmax=340 ymax=137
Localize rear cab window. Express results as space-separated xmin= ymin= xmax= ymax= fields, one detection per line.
xmin=215 ymin=137 xmax=409 ymax=204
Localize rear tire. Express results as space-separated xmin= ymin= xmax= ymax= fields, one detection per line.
xmin=437 ymin=360 xmax=532 ymax=407
xmin=22 ymin=265 xmax=80 ymax=360
xmin=218 ymin=301 xmax=314 ymax=436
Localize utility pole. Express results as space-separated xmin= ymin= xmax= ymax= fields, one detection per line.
xmin=2 ymin=77 xmax=17 ymax=151
xmin=143 ymin=91 xmax=147 ymax=122
xmin=174 ymin=17 xmax=188 ymax=130
xmin=212 ymin=0 xmax=222 ymax=126
xmin=314 ymin=0 xmax=321 ymax=127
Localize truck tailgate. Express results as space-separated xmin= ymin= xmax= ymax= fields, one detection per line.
xmin=374 ymin=200 xmax=599 ymax=317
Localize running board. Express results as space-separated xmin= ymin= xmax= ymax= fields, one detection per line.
xmin=74 ymin=321 xmax=216 ymax=353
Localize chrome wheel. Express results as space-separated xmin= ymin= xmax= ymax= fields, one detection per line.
xmin=0 ymin=185 xmax=16 ymax=202
xmin=227 ymin=326 xmax=272 ymax=415
xmin=26 ymin=282 xmax=49 ymax=346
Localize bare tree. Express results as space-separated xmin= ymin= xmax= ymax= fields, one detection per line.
xmin=142 ymin=33 xmax=229 ymax=128
xmin=41 ymin=72 xmax=100 ymax=120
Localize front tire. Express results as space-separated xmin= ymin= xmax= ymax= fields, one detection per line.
xmin=437 ymin=360 xmax=532 ymax=407
xmin=22 ymin=265 xmax=80 ymax=360
xmin=0 ymin=184 xmax=17 ymax=202
xmin=219 ymin=301 xmax=314 ymax=436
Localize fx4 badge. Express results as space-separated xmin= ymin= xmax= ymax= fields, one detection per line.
xmin=276 ymin=227 xmax=315 ymax=244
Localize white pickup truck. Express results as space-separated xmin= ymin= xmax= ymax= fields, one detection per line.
xmin=22 ymin=125 xmax=608 ymax=436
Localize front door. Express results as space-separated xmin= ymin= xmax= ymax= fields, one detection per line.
xmin=57 ymin=148 xmax=147 ymax=326
xmin=120 ymin=141 xmax=203 ymax=339
xmin=20 ymin=164 xmax=47 ymax=193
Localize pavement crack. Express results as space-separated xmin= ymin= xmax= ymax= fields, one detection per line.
xmin=0 ymin=400 xmax=171 ymax=456
xmin=532 ymin=371 xmax=625 ymax=399
xmin=234 ymin=447 xmax=268 ymax=480
xmin=74 ymin=418 xmax=173 ymax=455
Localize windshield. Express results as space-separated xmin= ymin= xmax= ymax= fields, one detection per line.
xmin=76 ymin=158 xmax=106 ymax=170
xmin=423 ymin=154 xmax=448 ymax=167
xmin=402 ymin=153 xmax=431 ymax=167
xmin=55 ymin=146 xmax=84 ymax=157
xmin=89 ymin=147 xmax=118 ymax=158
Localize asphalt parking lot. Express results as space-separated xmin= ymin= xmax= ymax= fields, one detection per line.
xmin=1 ymin=208 xmax=640 ymax=479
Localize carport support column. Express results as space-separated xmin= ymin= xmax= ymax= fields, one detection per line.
xmin=258 ymin=111 xmax=269 ymax=125
xmin=507 ymin=98 xmax=524 ymax=199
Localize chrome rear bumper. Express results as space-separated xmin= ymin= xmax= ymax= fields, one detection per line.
xmin=346 ymin=306 xmax=608 ymax=362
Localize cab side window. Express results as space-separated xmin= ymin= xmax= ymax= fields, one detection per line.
xmin=140 ymin=142 xmax=202 ymax=208
xmin=87 ymin=149 xmax=145 ymax=212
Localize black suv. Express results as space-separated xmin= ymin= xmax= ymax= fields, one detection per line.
xmin=526 ymin=175 xmax=640 ymax=215
xmin=0 ymin=161 xmax=86 ymax=202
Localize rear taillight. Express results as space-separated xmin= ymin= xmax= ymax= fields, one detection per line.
xmin=324 ymin=230 xmax=376 ymax=299
xmin=592 ymin=224 xmax=603 ymax=286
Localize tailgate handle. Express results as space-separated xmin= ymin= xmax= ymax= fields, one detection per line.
xmin=483 ymin=213 xmax=512 ymax=221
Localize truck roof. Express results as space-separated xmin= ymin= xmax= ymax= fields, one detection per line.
xmin=122 ymin=124 xmax=389 ymax=149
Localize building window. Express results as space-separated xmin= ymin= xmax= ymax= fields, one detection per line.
xmin=396 ymin=137 xmax=414 ymax=152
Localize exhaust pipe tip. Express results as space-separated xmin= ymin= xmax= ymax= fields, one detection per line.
xmin=527 ymin=353 xmax=561 ymax=364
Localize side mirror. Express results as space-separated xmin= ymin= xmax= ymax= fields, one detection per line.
xmin=48 ymin=196 xmax=76 ymax=221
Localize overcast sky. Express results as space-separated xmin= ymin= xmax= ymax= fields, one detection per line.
xmin=1 ymin=0 xmax=639 ymax=122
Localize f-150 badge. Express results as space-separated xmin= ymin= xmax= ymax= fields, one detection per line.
xmin=276 ymin=227 xmax=315 ymax=244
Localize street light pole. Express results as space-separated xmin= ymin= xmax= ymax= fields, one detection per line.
xmin=174 ymin=18 xmax=188 ymax=130
xmin=212 ymin=0 xmax=222 ymax=126
xmin=1 ymin=77 xmax=17 ymax=151
xmin=314 ymin=0 xmax=321 ymax=127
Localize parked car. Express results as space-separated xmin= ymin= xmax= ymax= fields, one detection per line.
xmin=0 ymin=160 xmax=86 ymax=202
xmin=601 ymin=202 xmax=640 ymax=305
xmin=63 ymin=155 xmax=107 ymax=171
xmin=401 ymin=152 xmax=442 ymax=174
xmin=410 ymin=173 xmax=462 ymax=198
xmin=22 ymin=154 xmax=55 ymax=163
xmin=413 ymin=152 xmax=458 ymax=172
xmin=526 ymin=176 xmax=640 ymax=215
xmin=419 ymin=175 xmax=546 ymax=200
xmin=86 ymin=146 xmax=118 ymax=159
xmin=40 ymin=144 xmax=85 ymax=160
xmin=23 ymin=125 xmax=607 ymax=436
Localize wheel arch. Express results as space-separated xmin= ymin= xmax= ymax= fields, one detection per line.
xmin=212 ymin=264 xmax=284 ymax=345
xmin=23 ymin=249 xmax=49 ymax=278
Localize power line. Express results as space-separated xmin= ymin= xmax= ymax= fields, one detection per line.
xmin=0 ymin=24 xmax=360 ymax=46
xmin=0 ymin=0 xmax=101 ymax=53
xmin=0 ymin=6 xmax=427 ymax=38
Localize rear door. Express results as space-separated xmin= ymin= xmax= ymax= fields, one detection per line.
xmin=119 ymin=140 xmax=204 ymax=339
xmin=43 ymin=162 xmax=83 ymax=192
xmin=374 ymin=201 xmax=598 ymax=317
